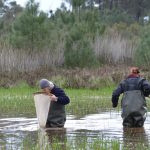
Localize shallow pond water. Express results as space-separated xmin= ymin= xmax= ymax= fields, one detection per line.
xmin=0 ymin=110 xmax=150 ymax=149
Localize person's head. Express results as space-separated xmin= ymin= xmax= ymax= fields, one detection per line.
xmin=130 ymin=67 xmax=140 ymax=74
xmin=39 ymin=79 xmax=54 ymax=93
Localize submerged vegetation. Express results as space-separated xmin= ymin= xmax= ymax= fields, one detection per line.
xmin=21 ymin=136 xmax=122 ymax=150
xmin=2 ymin=130 xmax=148 ymax=150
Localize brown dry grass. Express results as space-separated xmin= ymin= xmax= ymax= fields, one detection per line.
xmin=0 ymin=65 xmax=130 ymax=88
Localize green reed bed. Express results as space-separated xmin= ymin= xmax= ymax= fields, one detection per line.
xmin=0 ymin=84 xmax=38 ymax=117
xmin=66 ymin=87 xmax=114 ymax=117
xmin=0 ymin=84 xmax=150 ymax=117
xmin=0 ymin=85 xmax=115 ymax=117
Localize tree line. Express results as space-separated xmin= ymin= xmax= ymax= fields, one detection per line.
xmin=0 ymin=0 xmax=150 ymax=71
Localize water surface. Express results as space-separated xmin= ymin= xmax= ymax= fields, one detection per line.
xmin=0 ymin=110 xmax=150 ymax=149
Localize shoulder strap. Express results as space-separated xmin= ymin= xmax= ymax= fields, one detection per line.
xmin=137 ymin=77 xmax=145 ymax=90
xmin=122 ymin=77 xmax=145 ymax=92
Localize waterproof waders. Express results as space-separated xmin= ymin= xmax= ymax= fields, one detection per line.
xmin=121 ymin=90 xmax=147 ymax=127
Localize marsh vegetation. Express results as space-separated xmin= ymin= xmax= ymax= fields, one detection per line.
xmin=0 ymin=85 xmax=150 ymax=150
xmin=1 ymin=0 xmax=150 ymax=149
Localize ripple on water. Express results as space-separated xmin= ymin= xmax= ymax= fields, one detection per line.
xmin=0 ymin=110 xmax=150 ymax=149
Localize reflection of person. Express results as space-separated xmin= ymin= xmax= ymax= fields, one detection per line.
xmin=46 ymin=128 xmax=67 ymax=150
xmin=123 ymin=127 xmax=149 ymax=149
xmin=112 ymin=67 xmax=150 ymax=127
xmin=39 ymin=79 xmax=70 ymax=128
xmin=38 ymin=129 xmax=67 ymax=150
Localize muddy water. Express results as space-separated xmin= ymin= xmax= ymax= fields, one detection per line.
xmin=0 ymin=110 xmax=150 ymax=149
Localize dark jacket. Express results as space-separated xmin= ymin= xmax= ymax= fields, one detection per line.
xmin=46 ymin=85 xmax=70 ymax=127
xmin=112 ymin=75 xmax=150 ymax=108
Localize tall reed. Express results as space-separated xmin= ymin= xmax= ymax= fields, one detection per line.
xmin=93 ymin=32 xmax=136 ymax=65
xmin=0 ymin=42 xmax=64 ymax=72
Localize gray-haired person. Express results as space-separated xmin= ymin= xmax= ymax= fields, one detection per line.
xmin=39 ymin=79 xmax=70 ymax=128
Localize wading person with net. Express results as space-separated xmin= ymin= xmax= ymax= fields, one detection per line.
xmin=112 ymin=67 xmax=150 ymax=127
xmin=39 ymin=79 xmax=70 ymax=128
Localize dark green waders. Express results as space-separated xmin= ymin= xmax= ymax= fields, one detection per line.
xmin=121 ymin=90 xmax=147 ymax=127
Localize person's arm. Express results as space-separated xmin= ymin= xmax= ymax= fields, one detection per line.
xmin=51 ymin=86 xmax=70 ymax=105
xmin=112 ymin=83 xmax=123 ymax=107
xmin=141 ymin=79 xmax=150 ymax=97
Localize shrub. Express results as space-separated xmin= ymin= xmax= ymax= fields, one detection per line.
xmin=135 ymin=25 xmax=150 ymax=67
xmin=64 ymin=26 xmax=98 ymax=68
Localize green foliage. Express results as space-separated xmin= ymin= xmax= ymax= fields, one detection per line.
xmin=64 ymin=37 xmax=98 ymax=68
xmin=135 ymin=24 xmax=150 ymax=66
xmin=72 ymin=0 xmax=85 ymax=8
xmin=65 ymin=0 xmax=85 ymax=9
xmin=10 ymin=0 xmax=50 ymax=50
xmin=0 ymin=85 xmax=114 ymax=117
xmin=0 ymin=0 xmax=23 ymax=40
xmin=100 ymin=9 xmax=134 ymax=25
xmin=0 ymin=85 xmax=36 ymax=116
xmin=0 ymin=0 xmax=150 ymax=69
xmin=108 ymin=22 xmax=141 ymax=39
xmin=60 ymin=11 xmax=75 ymax=25
xmin=83 ymin=9 xmax=106 ymax=35
xmin=64 ymin=16 xmax=101 ymax=68
xmin=127 ymin=23 xmax=142 ymax=37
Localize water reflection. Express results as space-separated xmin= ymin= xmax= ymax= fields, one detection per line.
xmin=39 ymin=128 xmax=67 ymax=150
xmin=0 ymin=118 xmax=38 ymax=131
xmin=123 ymin=127 xmax=149 ymax=149
xmin=0 ymin=117 xmax=38 ymax=149
xmin=0 ymin=111 xmax=150 ymax=149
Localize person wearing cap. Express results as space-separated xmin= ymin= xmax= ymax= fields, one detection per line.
xmin=112 ymin=67 xmax=150 ymax=127
xmin=39 ymin=79 xmax=70 ymax=128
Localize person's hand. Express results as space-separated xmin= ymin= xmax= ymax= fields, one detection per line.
xmin=41 ymin=88 xmax=58 ymax=102
xmin=42 ymin=88 xmax=51 ymax=95
xmin=49 ymin=94 xmax=58 ymax=102
xmin=112 ymin=103 xmax=117 ymax=108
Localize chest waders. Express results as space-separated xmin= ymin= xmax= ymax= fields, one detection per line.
xmin=121 ymin=78 xmax=147 ymax=127
xmin=46 ymin=101 xmax=66 ymax=128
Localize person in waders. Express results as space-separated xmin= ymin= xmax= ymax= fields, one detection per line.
xmin=112 ymin=67 xmax=150 ymax=127
xmin=39 ymin=79 xmax=70 ymax=128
